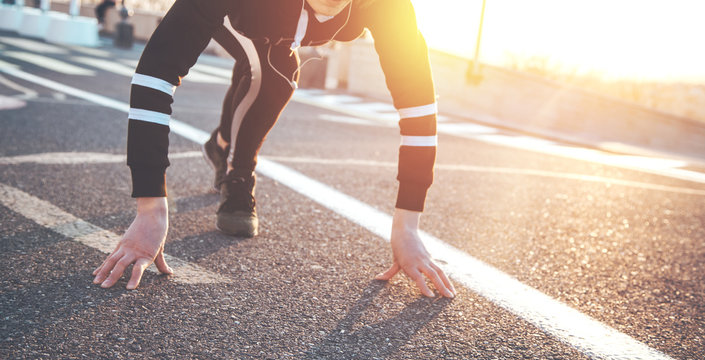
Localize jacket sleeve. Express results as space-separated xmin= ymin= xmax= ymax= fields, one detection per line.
xmin=364 ymin=0 xmax=437 ymax=212
xmin=127 ymin=0 xmax=229 ymax=197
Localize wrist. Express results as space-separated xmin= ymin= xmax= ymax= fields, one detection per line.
xmin=392 ymin=208 xmax=421 ymax=232
xmin=136 ymin=197 xmax=168 ymax=215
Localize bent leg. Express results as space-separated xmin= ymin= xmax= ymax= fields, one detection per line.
xmin=220 ymin=34 xmax=299 ymax=177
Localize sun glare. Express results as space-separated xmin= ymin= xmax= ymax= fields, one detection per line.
xmin=411 ymin=0 xmax=705 ymax=83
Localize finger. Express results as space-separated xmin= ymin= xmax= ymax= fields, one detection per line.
xmin=126 ymin=258 xmax=151 ymax=290
xmin=93 ymin=251 xmax=123 ymax=284
xmin=154 ymin=251 xmax=173 ymax=275
xmin=430 ymin=262 xmax=456 ymax=296
xmin=101 ymin=256 xmax=133 ymax=288
xmin=408 ymin=269 xmax=434 ymax=297
xmin=375 ymin=263 xmax=400 ymax=280
xmin=93 ymin=247 xmax=120 ymax=275
xmin=420 ymin=265 xmax=454 ymax=298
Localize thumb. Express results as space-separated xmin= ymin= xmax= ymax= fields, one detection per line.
xmin=375 ymin=263 xmax=400 ymax=281
xmin=155 ymin=251 xmax=173 ymax=275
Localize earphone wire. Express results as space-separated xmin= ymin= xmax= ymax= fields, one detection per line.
xmin=267 ymin=0 xmax=354 ymax=89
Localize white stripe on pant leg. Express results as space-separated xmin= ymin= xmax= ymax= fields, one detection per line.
xmin=401 ymin=135 xmax=438 ymax=146
xmin=223 ymin=29 xmax=263 ymax=165
xmin=128 ymin=108 xmax=171 ymax=126
xmin=398 ymin=103 xmax=437 ymax=118
xmin=131 ymin=73 xmax=177 ymax=96
xmin=0 ymin=183 xmax=227 ymax=285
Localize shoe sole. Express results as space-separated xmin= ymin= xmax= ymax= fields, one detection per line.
xmin=215 ymin=222 xmax=258 ymax=238
xmin=201 ymin=142 xmax=222 ymax=192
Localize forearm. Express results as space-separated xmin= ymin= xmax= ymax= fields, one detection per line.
xmin=127 ymin=0 xmax=230 ymax=197
xmin=366 ymin=0 xmax=437 ymax=212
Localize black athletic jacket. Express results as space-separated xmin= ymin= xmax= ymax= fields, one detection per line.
xmin=128 ymin=0 xmax=438 ymax=211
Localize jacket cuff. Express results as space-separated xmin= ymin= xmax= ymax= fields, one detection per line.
xmin=395 ymin=182 xmax=429 ymax=212
xmin=130 ymin=166 xmax=167 ymax=198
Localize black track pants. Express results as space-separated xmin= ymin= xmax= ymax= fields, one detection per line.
xmin=215 ymin=35 xmax=299 ymax=178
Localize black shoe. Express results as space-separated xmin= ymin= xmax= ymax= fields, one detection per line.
xmin=216 ymin=172 xmax=258 ymax=237
xmin=201 ymin=130 xmax=228 ymax=192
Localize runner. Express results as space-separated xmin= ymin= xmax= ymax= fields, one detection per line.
xmin=92 ymin=0 xmax=456 ymax=298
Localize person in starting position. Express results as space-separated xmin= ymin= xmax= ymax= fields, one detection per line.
xmin=92 ymin=0 xmax=456 ymax=298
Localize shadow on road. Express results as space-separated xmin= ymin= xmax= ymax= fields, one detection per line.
xmin=304 ymin=280 xmax=452 ymax=359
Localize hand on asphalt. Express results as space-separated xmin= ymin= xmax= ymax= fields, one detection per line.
xmin=92 ymin=197 xmax=173 ymax=290
xmin=375 ymin=208 xmax=456 ymax=298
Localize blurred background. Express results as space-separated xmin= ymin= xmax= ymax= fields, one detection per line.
xmin=79 ymin=0 xmax=705 ymax=124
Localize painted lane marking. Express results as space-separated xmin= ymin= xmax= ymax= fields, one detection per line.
xmin=0 ymin=67 xmax=677 ymax=360
xmin=192 ymin=63 xmax=233 ymax=78
xmin=119 ymin=58 xmax=229 ymax=85
xmin=263 ymin=155 xmax=705 ymax=197
xmin=295 ymin=89 xmax=705 ymax=185
xmin=344 ymin=101 xmax=397 ymax=114
xmin=72 ymin=56 xmax=136 ymax=77
xmin=317 ymin=113 xmax=389 ymax=127
xmin=255 ymin=159 xmax=674 ymax=360
xmin=3 ymin=51 xmax=95 ymax=76
xmin=0 ymin=95 xmax=26 ymax=110
xmin=0 ymin=36 xmax=68 ymax=54
xmin=64 ymin=45 xmax=112 ymax=58
xmin=0 ymin=151 xmax=201 ymax=165
xmin=0 ymin=59 xmax=20 ymax=70
xmin=0 ymin=73 xmax=39 ymax=100
xmin=315 ymin=94 xmax=365 ymax=104
xmin=437 ymin=122 xmax=498 ymax=135
xmin=3 ymin=151 xmax=702 ymax=197
xmin=0 ymin=183 xmax=228 ymax=285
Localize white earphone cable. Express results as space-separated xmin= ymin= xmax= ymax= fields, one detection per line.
xmin=267 ymin=0 xmax=354 ymax=89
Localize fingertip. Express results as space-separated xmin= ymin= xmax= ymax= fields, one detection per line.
xmin=100 ymin=281 xmax=111 ymax=288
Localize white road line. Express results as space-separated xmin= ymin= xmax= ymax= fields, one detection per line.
xmin=0 ymin=36 xmax=68 ymax=54
xmin=0 ymin=151 xmax=201 ymax=165
xmin=0 ymin=183 xmax=228 ymax=285
xmin=295 ymin=90 xmax=705 ymax=185
xmin=0 ymin=67 xmax=677 ymax=360
xmin=73 ymin=56 xmax=227 ymax=84
xmin=0 ymin=95 xmax=26 ymax=110
xmin=192 ymin=63 xmax=233 ymax=78
xmin=72 ymin=56 xmax=136 ymax=77
xmin=64 ymin=45 xmax=112 ymax=58
xmin=0 ymin=74 xmax=39 ymax=99
xmin=263 ymin=155 xmax=705 ymax=197
xmin=437 ymin=122 xmax=498 ymax=135
xmin=0 ymin=59 xmax=20 ymax=70
xmin=183 ymin=70 xmax=230 ymax=85
xmin=255 ymin=159 xmax=673 ymax=360
xmin=344 ymin=101 xmax=397 ymax=114
xmin=317 ymin=114 xmax=389 ymax=127
xmin=4 ymin=150 xmax=702 ymax=197
xmin=3 ymin=51 xmax=95 ymax=76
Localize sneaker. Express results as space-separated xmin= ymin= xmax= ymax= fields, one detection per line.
xmin=216 ymin=172 xmax=258 ymax=237
xmin=201 ymin=130 xmax=228 ymax=191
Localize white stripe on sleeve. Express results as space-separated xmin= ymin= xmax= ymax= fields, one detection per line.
xmin=131 ymin=73 xmax=176 ymax=96
xmin=398 ymin=103 xmax=437 ymax=119
xmin=128 ymin=108 xmax=170 ymax=126
xmin=401 ymin=135 xmax=437 ymax=147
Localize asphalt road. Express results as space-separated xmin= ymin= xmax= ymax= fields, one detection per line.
xmin=1 ymin=31 xmax=704 ymax=359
